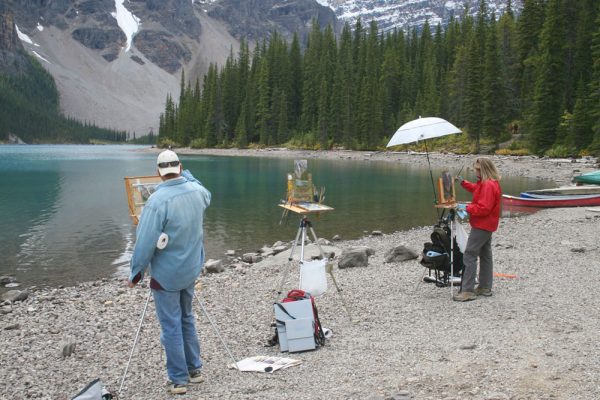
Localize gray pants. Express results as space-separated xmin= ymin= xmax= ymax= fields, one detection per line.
xmin=462 ymin=228 xmax=493 ymax=292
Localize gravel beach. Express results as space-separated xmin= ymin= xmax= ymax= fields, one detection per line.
xmin=1 ymin=150 xmax=599 ymax=400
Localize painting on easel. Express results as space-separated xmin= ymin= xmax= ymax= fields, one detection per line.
xmin=124 ymin=175 xmax=162 ymax=225
xmin=280 ymin=160 xmax=334 ymax=215
xmin=437 ymin=171 xmax=457 ymax=207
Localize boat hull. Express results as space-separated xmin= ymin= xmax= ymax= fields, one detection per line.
xmin=502 ymin=194 xmax=600 ymax=208
xmin=573 ymin=171 xmax=600 ymax=185
xmin=519 ymin=192 xmax=600 ymax=200
xmin=522 ymin=186 xmax=600 ymax=196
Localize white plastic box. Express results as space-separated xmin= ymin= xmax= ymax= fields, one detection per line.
xmin=274 ymin=299 xmax=316 ymax=353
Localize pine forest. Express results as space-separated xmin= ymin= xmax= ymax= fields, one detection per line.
xmin=0 ymin=50 xmax=127 ymax=144
xmin=158 ymin=0 xmax=600 ymax=157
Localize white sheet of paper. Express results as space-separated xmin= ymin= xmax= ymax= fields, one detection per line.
xmin=229 ymin=356 xmax=302 ymax=373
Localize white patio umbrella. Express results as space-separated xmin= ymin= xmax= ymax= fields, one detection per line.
xmin=386 ymin=116 xmax=462 ymax=204
xmin=386 ymin=116 xmax=461 ymax=147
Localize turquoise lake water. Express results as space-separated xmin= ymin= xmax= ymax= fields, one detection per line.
xmin=0 ymin=145 xmax=553 ymax=288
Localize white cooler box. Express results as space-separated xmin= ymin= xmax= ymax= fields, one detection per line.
xmin=274 ymin=299 xmax=316 ymax=353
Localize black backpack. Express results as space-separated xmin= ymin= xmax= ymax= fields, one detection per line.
xmin=421 ymin=221 xmax=464 ymax=275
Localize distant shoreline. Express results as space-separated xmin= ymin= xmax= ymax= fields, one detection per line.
xmin=144 ymin=147 xmax=598 ymax=186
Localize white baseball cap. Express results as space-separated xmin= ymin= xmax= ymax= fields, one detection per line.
xmin=156 ymin=150 xmax=181 ymax=176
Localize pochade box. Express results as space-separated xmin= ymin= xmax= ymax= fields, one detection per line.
xmin=274 ymin=299 xmax=316 ymax=353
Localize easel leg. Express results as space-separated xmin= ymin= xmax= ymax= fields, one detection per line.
xmin=118 ymin=289 xmax=152 ymax=396
xmin=326 ymin=263 xmax=355 ymax=323
xmin=308 ymin=219 xmax=354 ymax=323
xmin=307 ymin=224 xmax=326 ymax=259
xmin=450 ymin=217 xmax=455 ymax=298
xmin=276 ymin=223 xmax=302 ymax=301
xmin=193 ymin=293 xmax=240 ymax=370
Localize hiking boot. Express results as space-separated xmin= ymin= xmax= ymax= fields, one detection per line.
xmin=166 ymin=382 xmax=187 ymax=395
xmin=475 ymin=287 xmax=492 ymax=297
xmin=453 ymin=291 xmax=477 ymax=302
xmin=189 ymin=369 xmax=204 ymax=384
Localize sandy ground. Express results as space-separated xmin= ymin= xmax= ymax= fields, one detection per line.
xmin=1 ymin=150 xmax=600 ymax=400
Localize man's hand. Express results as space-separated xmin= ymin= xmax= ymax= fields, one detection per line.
xmin=128 ymin=272 xmax=142 ymax=288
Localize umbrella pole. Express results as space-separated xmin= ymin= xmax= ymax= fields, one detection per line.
xmin=424 ymin=141 xmax=439 ymax=217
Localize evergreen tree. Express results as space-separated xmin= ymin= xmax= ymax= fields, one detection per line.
xmin=234 ymin=100 xmax=249 ymax=148
xmin=588 ymin=2 xmax=600 ymax=155
xmin=482 ymin=16 xmax=508 ymax=146
xmin=288 ymin=34 xmax=303 ymax=132
xmin=571 ymin=80 xmax=593 ymax=150
xmin=300 ymin=20 xmax=323 ymax=134
xmin=498 ymin=3 xmax=520 ymax=121
xmin=464 ymin=1 xmax=487 ymax=150
xmin=516 ymin=0 xmax=546 ymax=110
xmin=256 ymin=56 xmax=272 ymax=145
xmin=527 ymin=0 xmax=567 ymax=154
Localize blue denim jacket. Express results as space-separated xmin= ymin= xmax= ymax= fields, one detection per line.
xmin=129 ymin=170 xmax=211 ymax=291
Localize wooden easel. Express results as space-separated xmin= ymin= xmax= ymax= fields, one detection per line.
xmin=124 ymin=175 xmax=162 ymax=225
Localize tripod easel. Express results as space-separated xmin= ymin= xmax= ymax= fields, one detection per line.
xmin=276 ymin=204 xmax=354 ymax=322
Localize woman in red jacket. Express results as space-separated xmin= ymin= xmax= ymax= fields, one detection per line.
xmin=453 ymin=158 xmax=502 ymax=302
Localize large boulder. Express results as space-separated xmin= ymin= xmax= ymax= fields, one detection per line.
xmin=384 ymin=245 xmax=419 ymax=263
xmin=204 ymin=259 xmax=224 ymax=274
xmin=1 ymin=290 xmax=28 ymax=303
xmin=338 ymin=248 xmax=371 ymax=269
xmin=353 ymin=246 xmax=376 ymax=256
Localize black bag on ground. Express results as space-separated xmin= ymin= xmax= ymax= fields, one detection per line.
xmin=420 ymin=220 xmax=464 ymax=276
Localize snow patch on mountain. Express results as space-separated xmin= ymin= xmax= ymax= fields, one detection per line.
xmin=31 ymin=50 xmax=50 ymax=64
xmin=112 ymin=0 xmax=141 ymax=52
xmin=15 ymin=24 xmax=37 ymax=46
xmin=320 ymin=0 xmax=521 ymax=32
xmin=315 ymin=0 xmax=333 ymax=8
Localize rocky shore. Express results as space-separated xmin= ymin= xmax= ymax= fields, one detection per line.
xmin=1 ymin=151 xmax=600 ymax=400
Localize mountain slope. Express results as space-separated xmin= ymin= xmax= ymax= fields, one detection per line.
xmin=6 ymin=0 xmax=239 ymax=135
xmin=0 ymin=5 xmax=126 ymax=143
xmin=4 ymin=0 xmax=336 ymax=135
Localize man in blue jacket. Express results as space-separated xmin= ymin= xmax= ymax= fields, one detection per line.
xmin=128 ymin=150 xmax=211 ymax=395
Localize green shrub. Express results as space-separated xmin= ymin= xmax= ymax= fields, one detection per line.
xmin=157 ymin=138 xmax=180 ymax=149
xmin=189 ymin=138 xmax=206 ymax=149
xmin=495 ymin=148 xmax=530 ymax=156
xmin=544 ymin=145 xmax=574 ymax=158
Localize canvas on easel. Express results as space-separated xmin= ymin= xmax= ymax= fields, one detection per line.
xmin=124 ymin=176 xmax=162 ymax=225
xmin=437 ymin=171 xmax=456 ymax=207
xmin=281 ymin=160 xmax=333 ymax=215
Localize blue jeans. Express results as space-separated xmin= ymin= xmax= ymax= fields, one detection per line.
xmin=152 ymin=284 xmax=202 ymax=384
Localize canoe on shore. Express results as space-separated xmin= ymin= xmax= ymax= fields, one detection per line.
xmin=573 ymin=170 xmax=600 ymax=185
xmin=522 ymin=186 xmax=600 ymax=196
xmin=502 ymin=194 xmax=600 ymax=208
xmin=520 ymin=192 xmax=600 ymax=200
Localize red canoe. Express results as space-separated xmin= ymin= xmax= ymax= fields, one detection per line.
xmin=502 ymin=194 xmax=600 ymax=208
